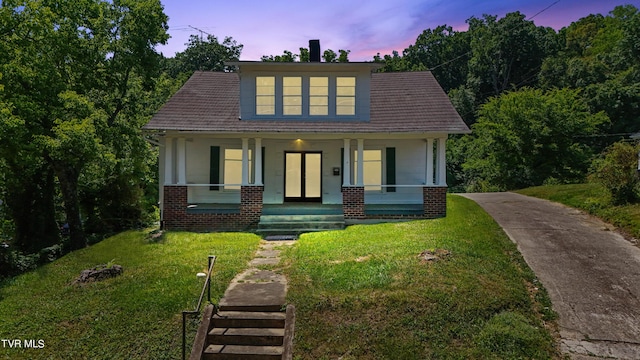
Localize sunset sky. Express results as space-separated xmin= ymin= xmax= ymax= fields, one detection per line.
xmin=156 ymin=0 xmax=635 ymax=61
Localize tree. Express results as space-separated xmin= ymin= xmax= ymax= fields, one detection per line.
xmin=403 ymin=25 xmax=471 ymax=92
xmin=165 ymin=34 xmax=242 ymax=77
xmin=0 ymin=0 xmax=169 ymax=250
xmin=462 ymin=88 xmax=608 ymax=191
xmin=261 ymin=47 xmax=349 ymax=63
xmin=590 ymin=141 xmax=640 ymax=205
xmin=466 ymin=12 xmax=559 ymax=99
xmin=261 ymin=50 xmax=297 ymax=62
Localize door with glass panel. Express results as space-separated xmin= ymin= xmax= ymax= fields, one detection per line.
xmin=285 ymin=152 xmax=322 ymax=202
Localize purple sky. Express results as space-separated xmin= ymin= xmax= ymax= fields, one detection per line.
xmin=156 ymin=0 xmax=636 ymax=61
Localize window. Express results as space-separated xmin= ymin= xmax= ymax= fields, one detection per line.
xmin=336 ymin=77 xmax=356 ymax=115
xmin=283 ymin=77 xmax=302 ymax=115
xmin=224 ymin=149 xmax=252 ymax=190
xmin=354 ymin=150 xmax=382 ymax=191
xmin=256 ymin=76 xmax=275 ymax=115
xmin=309 ymin=77 xmax=328 ymax=115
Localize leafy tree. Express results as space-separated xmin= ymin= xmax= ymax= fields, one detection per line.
xmin=403 ymin=25 xmax=471 ymax=92
xmin=466 ymin=12 xmax=559 ymax=99
xmin=165 ymin=34 xmax=242 ymax=77
xmin=590 ymin=141 xmax=640 ymax=205
xmin=261 ymin=50 xmax=298 ymax=62
xmin=261 ymin=47 xmax=349 ymax=62
xmin=462 ymin=88 xmax=608 ymax=191
xmin=0 ymin=0 xmax=169 ymax=250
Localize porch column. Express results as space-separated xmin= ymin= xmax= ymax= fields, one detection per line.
xmin=254 ymin=137 xmax=263 ymax=186
xmin=436 ymin=137 xmax=447 ymax=186
xmin=176 ymin=137 xmax=187 ymax=185
xmin=343 ymin=139 xmax=351 ymax=186
xmin=426 ymin=138 xmax=434 ymax=186
xmin=356 ymin=139 xmax=364 ymax=186
xmin=241 ymin=138 xmax=249 ymax=185
xmin=164 ymin=137 xmax=174 ymax=185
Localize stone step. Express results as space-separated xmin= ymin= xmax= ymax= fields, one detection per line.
xmin=259 ymin=214 xmax=344 ymax=223
xmin=203 ymin=344 xmax=283 ymax=360
xmin=208 ymin=327 xmax=284 ymax=346
xmin=257 ymin=221 xmax=345 ymax=230
xmin=212 ymin=311 xmax=286 ymax=329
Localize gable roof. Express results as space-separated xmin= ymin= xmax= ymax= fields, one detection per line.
xmin=144 ymin=70 xmax=470 ymax=134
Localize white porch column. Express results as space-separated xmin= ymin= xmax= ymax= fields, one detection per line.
xmin=164 ymin=137 xmax=174 ymax=185
xmin=437 ymin=136 xmax=447 ymax=186
xmin=426 ymin=138 xmax=434 ymax=186
xmin=357 ymin=139 xmax=364 ymax=186
xmin=241 ymin=138 xmax=249 ymax=185
xmin=176 ymin=138 xmax=187 ymax=185
xmin=254 ymin=138 xmax=263 ymax=186
xmin=343 ymin=139 xmax=351 ymax=186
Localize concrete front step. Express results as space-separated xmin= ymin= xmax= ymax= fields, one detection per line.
xmin=257 ymin=221 xmax=345 ymax=230
xmin=212 ymin=311 xmax=286 ymax=329
xmin=259 ymin=214 xmax=344 ymax=222
xmin=209 ymin=327 xmax=284 ymax=346
xmin=203 ymin=344 xmax=283 ymax=360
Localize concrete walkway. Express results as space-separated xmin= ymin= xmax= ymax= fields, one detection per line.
xmin=218 ymin=240 xmax=295 ymax=312
xmin=460 ymin=192 xmax=640 ymax=359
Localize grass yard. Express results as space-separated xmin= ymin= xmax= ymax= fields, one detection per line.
xmin=0 ymin=231 xmax=261 ymax=360
xmin=282 ymin=195 xmax=558 ymax=359
xmin=517 ymin=183 xmax=640 ymax=239
xmin=0 ymin=195 xmax=559 ymax=359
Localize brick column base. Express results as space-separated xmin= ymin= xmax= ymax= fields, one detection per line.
xmin=423 ymin=186 xmax=447 ymax=218
xmin=163 ymin=186 xmax=188 ymax=230
xmin=342 ymin=186 xmax=365 ymax=219
xmin=240 ymin=185 xmax=264 ymax=228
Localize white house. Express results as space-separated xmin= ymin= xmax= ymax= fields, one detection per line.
xmin=144 ymin=47 xmax=470 ymax=232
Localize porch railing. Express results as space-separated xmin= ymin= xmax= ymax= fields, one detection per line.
xmin=182 ymin=255 xmax=216 ymax=360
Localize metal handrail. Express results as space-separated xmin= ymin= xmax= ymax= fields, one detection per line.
xmin=182 ymin=255 xmax=216 ymax=360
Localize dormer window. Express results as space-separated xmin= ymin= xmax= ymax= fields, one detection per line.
xmin=283 ymin=77 xmax=302 ymax=115
xmin=256 ymin=76 xmax=275 ymax=115
xmin=309 ymin=77 xmax=329 ymax=116
xmin=336 ymin=77 xmax=356 ymax=115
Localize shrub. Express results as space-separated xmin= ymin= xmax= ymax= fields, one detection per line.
xmin=590 ymin=141 xmax=640 ymax=205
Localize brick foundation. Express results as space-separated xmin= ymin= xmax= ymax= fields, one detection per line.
xmin=423 ymin=186 xmax=447 ymax=218
xmin=162 ymin=185 xmax=263 ymax=231
xmin=342 ymin=186 xmax=365 ymax=220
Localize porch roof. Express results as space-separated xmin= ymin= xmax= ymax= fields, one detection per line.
xmin=144 ymin=71 xmax=470 ymax=134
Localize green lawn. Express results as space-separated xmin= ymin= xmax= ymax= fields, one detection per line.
xmin=0 ymin=195 xmax=559 ymax=359
xmin=0 ymin=231 xmax=261 ymax=360
xmin=517 ymin=183 xmax=640 ymax=239
xmin=282 ymin=195 xmax=558 ymax=359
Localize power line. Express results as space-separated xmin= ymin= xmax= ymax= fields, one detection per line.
xmin=430 ymin=0 xmax=562 ymax=71
xmin=188 ymin=25 xmax=213 ymax=41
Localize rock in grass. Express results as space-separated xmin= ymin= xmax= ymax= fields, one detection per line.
xmin=74 ymin=264 xmax=123 ymax=284
xmin=418 ymin=249 xmax=451 ymax=262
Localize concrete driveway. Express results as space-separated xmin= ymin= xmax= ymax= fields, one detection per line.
xmin=460 ymin=192 xmax=640 ymax=359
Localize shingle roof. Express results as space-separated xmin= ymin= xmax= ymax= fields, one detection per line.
xmin=144 ymin=70 xmax=470 ymax=134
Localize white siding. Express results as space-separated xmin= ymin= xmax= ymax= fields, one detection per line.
xmin=181 ymin=137 xmax=431 ymax=205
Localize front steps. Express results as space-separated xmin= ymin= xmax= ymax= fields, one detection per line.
xmin=196 ymin=306 xmax=294 ymax=360
xmin=256 ymin=214 xmax=345 ymax=237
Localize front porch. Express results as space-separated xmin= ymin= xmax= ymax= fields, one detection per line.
xmin=159 ymin=135 xmax=449 ymax=232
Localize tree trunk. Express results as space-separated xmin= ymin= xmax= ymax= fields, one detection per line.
xmin=53 ymin=161 xmax=86 ymax=251
xmin=5 ymin=164 xmax=60 ymax=253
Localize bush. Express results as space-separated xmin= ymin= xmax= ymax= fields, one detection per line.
xmin=590 ymin=141 xmax=640 ymax=205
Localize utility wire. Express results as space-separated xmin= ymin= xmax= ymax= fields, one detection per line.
xmin=430 ymin=0 xmax=562 ymax=71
